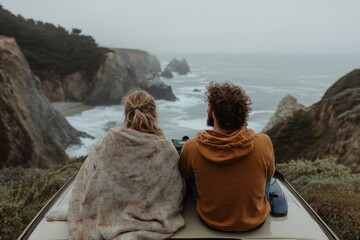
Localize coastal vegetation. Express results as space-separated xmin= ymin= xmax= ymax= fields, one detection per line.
xmin=0 ymin=157 xmax=84 ymax=240
xmin=278 ymin=158 xmax=360 ymax=240
xmin=0 ymin=4 xmax=109 ymax=79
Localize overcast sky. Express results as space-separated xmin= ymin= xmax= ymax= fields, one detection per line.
xmin=1 ymin=0 xmax=360 ymax=55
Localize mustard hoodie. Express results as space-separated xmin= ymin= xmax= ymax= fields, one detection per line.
xmin=179 ymin=127 xmax=275 ymax=231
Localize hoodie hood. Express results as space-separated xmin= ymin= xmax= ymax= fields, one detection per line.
xmin=195 ymin=127 xmax=255 ymax=164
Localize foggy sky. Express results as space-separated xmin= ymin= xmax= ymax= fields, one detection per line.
xmin=1 ymin=0 xmax=360 ymax=55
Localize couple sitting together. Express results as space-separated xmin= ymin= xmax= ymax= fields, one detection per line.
xmin=66 ymin=82 xmax=275 ymax=239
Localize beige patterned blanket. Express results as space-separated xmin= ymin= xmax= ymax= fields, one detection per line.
xmin=49 ymin=128 xmax=185 ymax=239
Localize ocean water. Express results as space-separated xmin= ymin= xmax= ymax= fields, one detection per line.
xmin=66 ymin=54 xmax=360 ymax=157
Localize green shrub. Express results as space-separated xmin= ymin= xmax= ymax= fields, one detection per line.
xmin=278 ymin=158 xmax=360 ymax=240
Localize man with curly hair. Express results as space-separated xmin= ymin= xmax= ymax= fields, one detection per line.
xmin=179 ymin=81 xmax=275 ymax=232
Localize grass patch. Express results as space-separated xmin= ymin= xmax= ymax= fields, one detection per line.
xmin=278 ymin=158 xmax=360 ymax=240
xmin=0 ymin=157 xmax=84 ymax=240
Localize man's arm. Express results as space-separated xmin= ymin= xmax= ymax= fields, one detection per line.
xmin=179 ymin=141 xmax=194 ymax=180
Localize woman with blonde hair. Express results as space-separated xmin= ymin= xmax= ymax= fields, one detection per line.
xmin=66 ymin=91 xmax=185 ymax=239
xmin=124 ymin=90 xmax=164 ymax=137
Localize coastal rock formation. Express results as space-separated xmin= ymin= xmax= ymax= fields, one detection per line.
xmin=163 ymin=58 xmax=190 ymax=75
xmin=160 ymin=66 xmax=174 ymax=78
xmin=115 ymin=49 xmax=177 ymax=100
xmin=0 ymin=7 xmax=177 ymax=104
xmin=84 ymin=49 xmax=177 ymax=105
xmin=265 ymin=70 xmax=360 ymax=172
xmin=140 ymin=71 xmax=178 ymax=101
xmin=84 ymin=52 xmax=137 ymax=105
xmin=23 ymin=47 xmax=177 ymax=104
xmin=0 ymin=37 xmax=82 ymax=168
xmin=263 ymin=95 xmax=306 ymax=132
xmin=322 ymin=69 xmax=360 ymax=99
xmin=63 ymin=71 xmax=91 ymax=101
xmin=39 ymin=73 xmax=65 ymax=101
xmin=115 ymin=48 xmax=161 ymax=80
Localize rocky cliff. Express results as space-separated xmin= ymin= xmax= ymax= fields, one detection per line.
xmin=0 ymin=5 xmax=177 ymax=105
xmin=263 ymin=95 xmax=306 ymax=132
xmin=265 ymin=70 xmax=360 ymax=172
xmin=0 ymin=37 xmax=83 ymax=168
xmin=115 ymin=48 xmax=161 ymax=80
xmin=38 ymin=48 xmax=177 ymax=104
xmin=84 ymin=49 xmax=177 ymax=104
xmin=84 ymin=52 xmax=137 ymax=105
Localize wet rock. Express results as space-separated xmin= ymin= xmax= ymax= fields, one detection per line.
xmin=160 ymin=66 xmax=174 ymax=79
xmin=164 ymin=58 xmax=190 ymax=75
xmin=0 ymin=36 xmax=83 ymax=168
xmin=85 ymin=50 xmax=177 ymax=104
xmin=140 ymin=71 xmax=178 ymax=101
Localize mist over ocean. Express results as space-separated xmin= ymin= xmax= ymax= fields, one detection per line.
xmin=66 ymin=54 xmax=360 ymax=157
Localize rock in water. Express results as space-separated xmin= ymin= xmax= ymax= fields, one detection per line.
xmin=0 ymin=36 xmax=82 ymax=168
xmin=85 ymin=49 xmax=177 ymax=105
xmin=140 ymin=71 xmax=178 ymax=101
xmin=115 ymin=49 xmax=177 ymax=100
xmin=160 ymin=66 xmax=174 ymax=79
xmin=164 ymin=58 xmax=190 ymax=75
xmin=115 ymin=48 xmax=162 ymax=80
xmin=84 ymin=52 xmax=137 ymax=105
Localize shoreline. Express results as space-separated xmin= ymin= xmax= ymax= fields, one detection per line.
xmin=52 ymin=102 xmax=94 ymax=117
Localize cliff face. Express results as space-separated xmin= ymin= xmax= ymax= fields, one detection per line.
xmin=84 ymin=52 xmax=137 ymax=105
xmin=115 ymin=48 xmax=161 ymax=81
xmin=322 ymin=70 xmax=360 ymax=99
xmin=265 ymin=69 xmax=360 ymax=172
xmin=263 ymin=95 xmax=306 ymax=132
xmin=0 ymin=5 xmax=176 ymax=104
xmin=114 ymin=49 xmax=177 ymax=101
xmin=37 ymin=48 xmax=176 ymax=104
xmin=83 ymin=49 xmax=177 ymax=105
xmin=0 ymin=37 xmax=82 ymax=168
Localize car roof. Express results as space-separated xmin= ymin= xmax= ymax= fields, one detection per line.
xmin=19 ymin=173 xmax=337 ymax=240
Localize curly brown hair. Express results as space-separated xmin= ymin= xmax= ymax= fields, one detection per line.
xmin=205 ymin=82 xmax=252 ymax=130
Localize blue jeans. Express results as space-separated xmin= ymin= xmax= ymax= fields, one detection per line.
xmin=265 ymin=178 xmax=271 ymax=199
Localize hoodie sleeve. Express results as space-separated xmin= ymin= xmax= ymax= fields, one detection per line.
xmin=179 ymin=140 xmax=194 ymax=180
